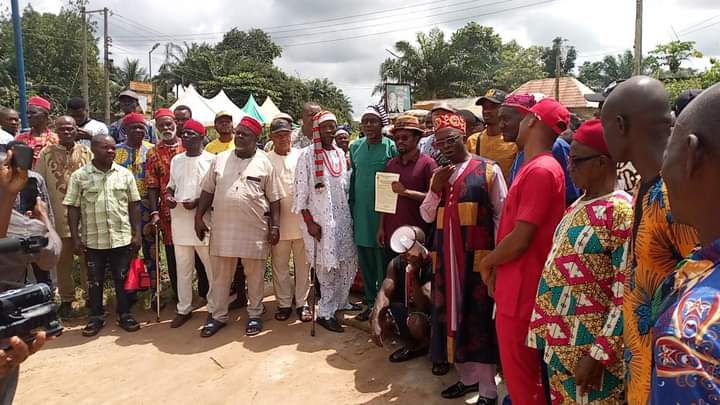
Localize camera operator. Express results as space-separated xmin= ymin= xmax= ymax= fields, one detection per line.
xmin=0 ymin=147 xmax=58 ymax=403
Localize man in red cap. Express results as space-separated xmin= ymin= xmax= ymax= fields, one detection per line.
xmin=165 ymin=119 xmax=216 ymax=328
xmin=420 ymin=107 xmax=507 ymax=404
xmin=504 ymin=94 xmax=581 ymax=205
xmin=16 ymin=96 xmax=59 ymax=167
xmin=527 ymin=118 xmax=632 ymax=404
xmin=479 ymin=98 xmax=569 ymax=405
xmin=146 ymin=108 xmax=189 ymax=303
xmin=114 ymin=112 xmax=162 ymax=307
xmin=195 ymin=116 xmax=284 ymax=337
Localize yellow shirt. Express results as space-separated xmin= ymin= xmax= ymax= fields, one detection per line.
xmin=466 ymin=129 xmax=517 ymax=180
xmin=205 ymin=138 xmax=235 ymax=155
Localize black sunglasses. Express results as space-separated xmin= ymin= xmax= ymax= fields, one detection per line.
xmin=569 ymin=154 xmax=606 ymax=165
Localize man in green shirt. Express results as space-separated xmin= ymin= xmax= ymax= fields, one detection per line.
xmin=65 ymin=134 xmax=142 ymax=337
xmin=350 ymin=107 xmax=398 ymax=320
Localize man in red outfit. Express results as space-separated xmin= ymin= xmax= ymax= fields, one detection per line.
xmin=479 ymin=98 xmax=569 ymax=405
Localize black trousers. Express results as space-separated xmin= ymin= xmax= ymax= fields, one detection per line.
xmin=164 ymin=245 xmax=209 ymax=300
xmin=86 ymin=246 xmax=132 ymax=317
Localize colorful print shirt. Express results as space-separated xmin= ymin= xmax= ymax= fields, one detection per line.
xmin=527 ymin=191 xmax=633 ymax=389
xmin=624 ymin=176 xmax=699 ymax=404
xmin=652 ymin=240 xmax=720 ymax=403
xmin=114 ymin=141 xmax=153 ymax=198
xmin=145 ymin=141 xmax=184 ymax=245
xmin=15 ymin=130 xmax=59 ymax=167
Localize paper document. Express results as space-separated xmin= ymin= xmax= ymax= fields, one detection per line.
xmin=375 ymin=172 xmax=401 ymax=214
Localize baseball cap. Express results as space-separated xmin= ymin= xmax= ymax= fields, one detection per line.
xmin=476 ymin=88 xmax=508 ymax=106
xmin=214 ymin=111 xmax=233 ymax=121
xmin=118 ymin=90 xmax=139 ymax=101
xmin=674 ymin=89 xmax=702 ymax=115
xmin=529 ymin=98 xmax=570 ymax=135
xmin=270 ymin=118 xmax=292 ymax=134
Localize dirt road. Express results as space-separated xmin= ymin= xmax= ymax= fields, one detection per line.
xmin=15 ymin=297 xmax=478 ymax=404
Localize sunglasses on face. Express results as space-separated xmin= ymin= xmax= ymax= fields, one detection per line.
xmin=569 ymin=154 xmax=605 ymax=166
xmin=433 ymin=135 xmax=461 ymax=148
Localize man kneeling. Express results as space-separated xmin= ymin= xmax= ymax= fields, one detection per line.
xmin=370 ymin=226 xmax=432 ymax=362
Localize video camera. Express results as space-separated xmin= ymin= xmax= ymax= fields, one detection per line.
xmin=0 ymin=236 xmax=48 ymax=255
xmin=0 ymin=283 xmax=63 ymax=347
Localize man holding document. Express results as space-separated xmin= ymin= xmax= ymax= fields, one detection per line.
xmin=376 ymin=115 xmax=437 ymax=255
xmin=350 ymin=106 xmax=398 ymax=321
xmin=420 ymin=107 xmax=507 ymax=404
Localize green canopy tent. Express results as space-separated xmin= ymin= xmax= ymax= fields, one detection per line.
xmin=241 ymin=94 xmax=269 ymax=124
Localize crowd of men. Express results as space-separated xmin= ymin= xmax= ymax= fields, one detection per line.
xmin=2 ymin=76 xmax=720 ymax=404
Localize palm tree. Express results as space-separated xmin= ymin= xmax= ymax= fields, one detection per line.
xmin=113 ymin=58 xmax=148 ymax=88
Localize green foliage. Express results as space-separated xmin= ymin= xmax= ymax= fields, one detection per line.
xmin=113 ymin=58 xmax=148 ymax=88
xmin=663 ymin=58 xmax=720 ymax=103
xmin=0 ymin=0 xmax=104 ymax=114
xmin=649 ymin=40 xmax=703 ymax=76
xmin=541 ymin=37 xmax=577 ymax=76
xmin=375 ymin=24 xmax=546 ymax=99
xmin=578 ymin=50 xmax=635 ymax=91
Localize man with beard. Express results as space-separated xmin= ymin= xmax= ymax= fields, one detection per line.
xmin=420 ymin=107 xmax=506 ymax=405
xmin=350 ymin=106 xmax=398 ymax=321
xmin=147 ymin=108 xmax=188 ymax=302
xmin=35 ymin=116 xmax=93 ymax=318
xmin=15 ymin=97 xmax=59 ymax=167
xmin=195 ymin=116 xmax=284 ymax=337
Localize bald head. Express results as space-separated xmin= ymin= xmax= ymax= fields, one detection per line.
xmin=600 ymin=76 xmax=672 ymax=164
xmin=55 ymin=115 xmax=77 ymax=147
xmin=660 ymin=83 xmax=720 ymax=232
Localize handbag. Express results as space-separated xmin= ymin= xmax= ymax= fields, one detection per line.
xmin=124 ymin=257 xmax=151 ymax=292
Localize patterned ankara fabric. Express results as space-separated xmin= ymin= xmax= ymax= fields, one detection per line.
xmin=652 ymin=239 xmax=720 ymax=404
xmin=15 ymin=130 xmax=59 ymax=167
xmin=624 ymin=176 xmax=699 ymax=404
xmin=527 ymin=191 xmax=633 ymax=404
xmin=145 ymin=141 xmax=185 ymax=245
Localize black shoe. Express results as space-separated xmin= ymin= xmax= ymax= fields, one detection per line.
xmin=476 ymin=396 xmax=497 ymax=405
xmin=432 ymin=362 xmax=451 ymax=376
xmin=389 ymin=346 xmax=428 ymax=363
xmin=274 ymin=307 xmax=293 ymax=321
xmin=317 ymin=317 xmax=344 ymax=333
xmin=355 ymin=308 xmax=371 ymax=322
xmin=118 ymin=314 xmax=140 ymax=332
xmin=341 ymin=302 xmax=363 ymax=312
xmin=82 ymin=318 xmax=105 ymax=337
xmin=441 ymin=382 xmax=479 ymax=399
xmin=201 ymin=318 xmax=226 ymax=337
xmin=170 ymin=312 xmax=192 ymax=328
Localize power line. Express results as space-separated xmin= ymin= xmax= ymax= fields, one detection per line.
xmin=679 ymin=19 xmax=720 ymax=36
xmin=677 ymin=12 xmax=720 ymax=34
xmin=111 ymin=12 xmax=167 ymax=37
xmin=276 ymin=0 xmax=556 ymax=48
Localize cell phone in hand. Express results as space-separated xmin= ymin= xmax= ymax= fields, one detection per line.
xmin=11 ymin=144 xmax=33 ymax=170
xmin=18 ymin=178 xmax=39 ymax=213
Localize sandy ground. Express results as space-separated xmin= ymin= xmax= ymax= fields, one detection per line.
xmin=14 ymin=294 xmax=494 ymax=405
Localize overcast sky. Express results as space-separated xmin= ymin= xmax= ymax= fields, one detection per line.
xmin=17 ymin=0 xmax=720 ymax=117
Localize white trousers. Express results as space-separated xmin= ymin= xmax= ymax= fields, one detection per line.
xmin=316 ymin=261 xmax=356 ymax=319
xmin=271 ymin=239 xmax=310 ymax=308
xmin=209 ymin=256 xmax=265 ymax=322
xmin=174 ymin=245 xmax=212 ymax=315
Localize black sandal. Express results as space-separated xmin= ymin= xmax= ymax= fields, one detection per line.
xmin=246 ymin=318 xmax=263 ymax=336
xmin=201 ymin=319 xmax=226 ymax=337
xmin=118 ymin=314 xmax=140 ymax=332
xmin=274 ymin=307 xmax=292 ymax=321
xmin=82 ymin=318 xmax=105 ymax=337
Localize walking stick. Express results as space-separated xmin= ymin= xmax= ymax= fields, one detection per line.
xmin=310 ymin=239 xmax=317 ymax=337
xmin=155 ymin=224 xmax=161 ymax=323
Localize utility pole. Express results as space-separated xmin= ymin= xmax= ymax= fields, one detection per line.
xmin=555 ymin=51 xmax=561 ymax=101
xmin=11 ymin=0 xmax=28 ymax=129
xmin=81 ymin=7 xmax=88 ymax=103
xmin=103 ymin=7 xmax=110 ymax=123
xmin=633 ymin=0 xmax=643 ymax=75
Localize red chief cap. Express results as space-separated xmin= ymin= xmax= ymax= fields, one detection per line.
xmin=122 ymin=112 xmax=146 ymax=127
xmin=28 ymin=96 xmax=51 ymax=111
xmin=154 ymin=108 xmax=174 ymax=120
xmin=238 ymin=116 xmax=262 ymax=136
xmin=572 ymin=118 xmax=608 ymax=155
xmin=183 ymin=119 xmax=206 ymax=136
xmin=529 ymin=98 xmax=570 ymax=135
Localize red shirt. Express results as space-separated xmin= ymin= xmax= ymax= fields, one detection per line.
xmin=495 ymin=152 xmax=565 ymax=320
xmin=383 ymin=152 xmax=437 ymax=244
xmin=145 ymin=141 xmax=185 ymax=244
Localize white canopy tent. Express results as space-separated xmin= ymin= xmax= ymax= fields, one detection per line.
xmin=207 ymin=90 xmax=247 ymax=124
xmin=259 ymin=97 xmax=282 ymax=122
xmin=169 ymin=85 xmax=217 ymax=126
